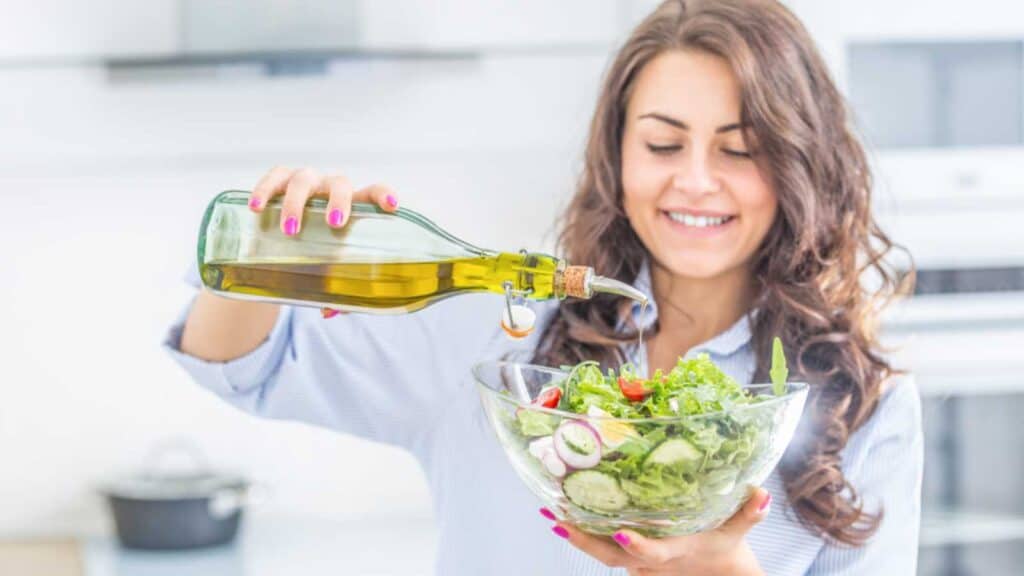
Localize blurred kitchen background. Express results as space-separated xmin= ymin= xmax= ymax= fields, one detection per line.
xmin=1 ymin=1 xmax=1022 ymax=574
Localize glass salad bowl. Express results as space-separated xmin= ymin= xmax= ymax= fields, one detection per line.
xmin=473 ymin=360 xmax=808 ymax=538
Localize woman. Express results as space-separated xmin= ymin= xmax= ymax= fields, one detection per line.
xmin=166 ymin=0 xmax=922 ymax=574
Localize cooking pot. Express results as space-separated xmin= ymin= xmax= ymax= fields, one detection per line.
xmin=101 ymin=440 xmax=250 ymax=550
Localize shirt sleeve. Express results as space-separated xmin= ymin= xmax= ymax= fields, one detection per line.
xmin=163 ymin=272 xmax=511 ymax=450
xmin=804 ymin=375 xmax=924 ymax=575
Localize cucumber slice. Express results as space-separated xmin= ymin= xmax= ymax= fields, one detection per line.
xmin=562 ymin=470 xmax=631 ymax=513
xmin=562 ymin=423 xmax=598 ymax=456
xmin=645 ymin=438 xmax=703 ymax=468
xmin=553 ymin=421 xmax=602 ymax=469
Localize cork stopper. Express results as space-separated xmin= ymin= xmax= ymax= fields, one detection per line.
xmin=561 ymin=265 xmax=592 ymax=299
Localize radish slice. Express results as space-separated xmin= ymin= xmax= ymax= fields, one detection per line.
xmin=528 ymin=436 xmax=554 ymax=459
xmin=528 ymin=435 xmax=568 ymax=478
xmin=541 ymin=450 xmax=567 ymax=478
xmin=553 ymin=420 xmax=602 ymax=469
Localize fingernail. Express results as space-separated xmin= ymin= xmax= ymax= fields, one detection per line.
xmin=284 ymin=216 xmax=299 ymax=236
xmin=552 ymin=526 xmax=569 ymax=540
xmin=328 ymin=209 xmax=344 ymax=227
xmin=249 ymin=197 xmax=261 ymax=210
xmin=613 ymin=532 xmax=630 ymax=547
xmin=758 ymin=493 xmax=772 ymax=513
xmin=539 ymin=507 xmax=556 ymax=521
xmin=385 ymin=194 xmax=398 ymax=208
xmin=322 ymin=309 xmax=340 ymax=319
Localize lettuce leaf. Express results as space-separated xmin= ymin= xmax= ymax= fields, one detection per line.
xmin=515 ymin=410 xmax=558 ymax=436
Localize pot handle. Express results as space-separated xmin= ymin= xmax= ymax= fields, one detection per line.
xmin=208 ymin=483 xmax=270 ymax=519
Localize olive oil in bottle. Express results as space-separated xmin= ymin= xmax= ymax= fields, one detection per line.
xmin=203 ymin=253 xmax=565 ymax=313
xmin=197 ymin=191 xmax=647 ymax=314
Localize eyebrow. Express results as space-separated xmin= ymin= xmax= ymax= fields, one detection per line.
xmin=638 ymin=112 xmax=747 ymax=133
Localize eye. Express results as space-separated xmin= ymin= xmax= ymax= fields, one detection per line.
xmin=722 ymin=148 xmax=752 ymax=159
xmin=646 ymin=143 xmax=682 ymax=155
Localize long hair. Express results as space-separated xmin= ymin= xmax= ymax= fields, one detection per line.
xmin=533 ymin=0 xmax=913 ymax=545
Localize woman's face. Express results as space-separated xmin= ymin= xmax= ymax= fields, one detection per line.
xmin=621 ymin=49 xmax=778 ymax=281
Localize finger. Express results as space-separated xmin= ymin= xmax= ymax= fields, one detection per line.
xmin=324 ymin=175 xmax=354 ymax=228
xmin=717 ymin=487 xmax=771 ymax=540
xmin=611 ymin=529 xmax=676 ymax=565
xmin=354 ymin=183 xmax=399 ymax=212
xmin=539 ymin=507 xmax=559 ymax=522
xmin=553 ymin=523 xmax=637 ymax=569
xmin=281 ymin=168 xmax=324 ymax=236
xmin=250 ymin=166 xmax=294 ymax=212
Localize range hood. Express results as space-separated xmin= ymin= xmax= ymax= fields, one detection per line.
xmin=99 ymin=0 xmax=640 ymax=70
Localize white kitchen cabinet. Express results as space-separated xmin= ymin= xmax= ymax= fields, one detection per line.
xmin=885 ymin=294 xmax=1024 ymax=574
xmin=839 ymin=0 xmax=1024 ymax=41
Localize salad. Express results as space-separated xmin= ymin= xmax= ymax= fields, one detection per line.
xmin=509 ymin=338 xmax=790 ymax=517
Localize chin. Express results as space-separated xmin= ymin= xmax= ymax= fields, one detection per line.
xmin=655 ymin=254 xmax=734 ymax=281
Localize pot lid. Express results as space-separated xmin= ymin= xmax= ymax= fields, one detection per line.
xmin=103 ymin=471 xmax=247 ymax=500
xmin=101 ymin=438 xmax=247 ymax=500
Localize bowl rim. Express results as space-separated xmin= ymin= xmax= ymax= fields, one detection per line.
xmin=472 ymin=360 xmax=809 ymax=424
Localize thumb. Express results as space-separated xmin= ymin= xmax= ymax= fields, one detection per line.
xmin=718 ymin=487 xmax=771 ymax=539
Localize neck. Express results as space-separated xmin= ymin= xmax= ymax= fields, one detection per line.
xmin=648 ymin=261 xmax=755 ymax=353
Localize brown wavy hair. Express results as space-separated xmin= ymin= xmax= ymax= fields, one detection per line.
xmin=532 ymin=0 xmax=913 ymax=546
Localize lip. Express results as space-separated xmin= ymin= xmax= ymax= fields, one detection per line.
xmin=660 ymin=207 xmax=736 ymax=218
xmin=660 ymin=210 xmax=737 ymax=238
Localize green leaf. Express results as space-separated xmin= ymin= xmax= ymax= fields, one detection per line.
xmin=516 ymin=410 xmax=558 ymax=437
xmin=770 ymin=336 xmax=788 ymax=396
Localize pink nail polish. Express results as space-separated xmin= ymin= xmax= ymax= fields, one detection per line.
xmin=758 ymin=493 xmax=772 ymax=513
xmin=385 ymin=194 xmax=398 ymax=208
xmin=249 ymin=197 xmax=261 ymax=209
xmin=613 ymin=532 xmax=630 ymax=547
xmin=322 ymin=309 xmax=340 ymax=319
xmin=284 ymin=216 xmax=299 ymax=236
xmin=328 ymin=209 xmax=344 ymax=227
xmin=552 ymin=526 xmax=569 ymax=540
xmin=539 ymin=508 xmax=556 ymax=521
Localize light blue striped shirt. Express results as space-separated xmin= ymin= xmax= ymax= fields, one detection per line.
xmin=165 ymin=265 xmax=922 ymax=575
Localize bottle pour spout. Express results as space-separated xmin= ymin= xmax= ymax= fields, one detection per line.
xmin=558 ymin=265 xmax=649 ymax=305
xmin=589 ymin=274 xmax=649 ymax=305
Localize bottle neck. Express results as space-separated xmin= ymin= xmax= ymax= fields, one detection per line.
xmin=555 ymin=264 xmax=593 ymax=299
xmin=554 ymin=264 xmax=649 ymax=305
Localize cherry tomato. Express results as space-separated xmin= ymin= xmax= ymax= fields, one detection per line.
xmin=617 ymin=377 xmax=651 ymax=402
xmin=534 ymin=387 xmax=562 ymax=409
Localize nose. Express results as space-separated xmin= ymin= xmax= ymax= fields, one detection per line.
xmin=671 ymin=149 xmax=719 ymax=198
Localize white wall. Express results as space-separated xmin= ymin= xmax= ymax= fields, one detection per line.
xmin=0 ymin=0 xmax=805 ymax=536
xmin=0 ymin=51 xmax=614 ymax=535
xmin=0 ymin=1 xmax=178 ymax=60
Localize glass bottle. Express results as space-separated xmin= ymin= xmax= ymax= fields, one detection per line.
xmin=197 ymin=190 xmax=647 ymax=314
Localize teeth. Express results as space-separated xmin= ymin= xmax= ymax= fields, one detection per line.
xmin=667 ymin=212 xmax=731 ymax=227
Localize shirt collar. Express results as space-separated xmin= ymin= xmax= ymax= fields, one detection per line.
xmin=624 ymin=260 xmax=754 ymax=359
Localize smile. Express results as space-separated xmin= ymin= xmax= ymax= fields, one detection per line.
xmin=663 ymin=211 xmax=736 ymax=228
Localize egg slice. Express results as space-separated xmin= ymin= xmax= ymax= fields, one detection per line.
xmin=586 ymin=406 xmax=639 ymax=449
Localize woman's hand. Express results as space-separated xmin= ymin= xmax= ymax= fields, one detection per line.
xmin=543 ymin=488 xmax=771 ymax=576
xmin=248 ymin=166 xmax=400 ymax=319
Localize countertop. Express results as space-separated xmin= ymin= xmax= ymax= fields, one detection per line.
xmin=82 ymin=516 xmax=437 ymax=576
